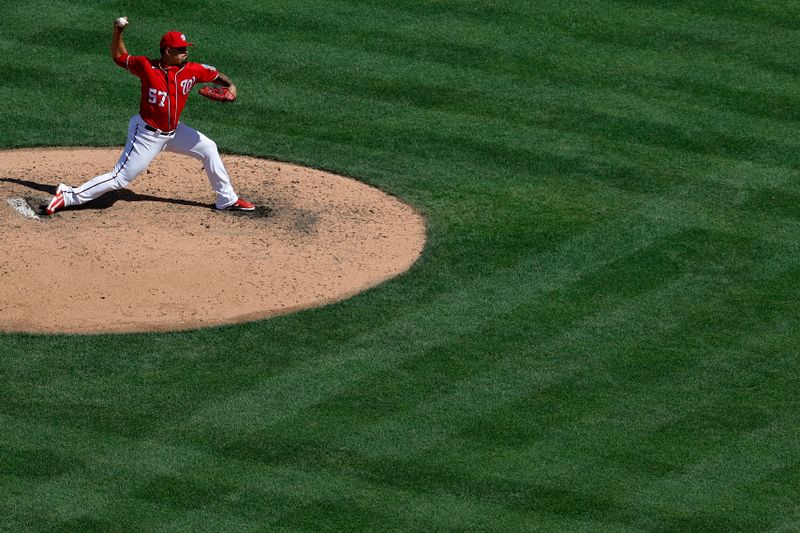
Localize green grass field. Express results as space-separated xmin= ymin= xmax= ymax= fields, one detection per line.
xmin=2 ymin=0 xmax=800 ymax=530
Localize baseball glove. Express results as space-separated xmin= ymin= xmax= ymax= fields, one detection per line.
xmin=199 ymin=86 xmax=236 ymax=102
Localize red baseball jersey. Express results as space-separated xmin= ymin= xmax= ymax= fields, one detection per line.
xmin=114 ymin=54 xmax=219 ymax=131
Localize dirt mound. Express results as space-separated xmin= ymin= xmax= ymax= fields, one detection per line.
xmin=0 ymin=148 xmax=426 ymax=334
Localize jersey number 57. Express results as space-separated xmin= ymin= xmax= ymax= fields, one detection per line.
xmin=148 ymin=88 xmax=167 ymax=107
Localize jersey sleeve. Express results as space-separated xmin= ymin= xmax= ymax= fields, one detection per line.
xmin=113 ymin=54 xmax=148 ymax=77
xmin=193 ymin=63 xmax=219 ymax=83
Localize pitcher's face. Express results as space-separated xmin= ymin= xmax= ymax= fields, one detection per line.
xmin=163 ymin=46 xmax=189 ymax=66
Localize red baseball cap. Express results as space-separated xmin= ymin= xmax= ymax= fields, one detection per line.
xmin=160 ymin=31 xmax=193 ymax=49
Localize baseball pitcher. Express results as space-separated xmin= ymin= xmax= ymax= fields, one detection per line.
xmin=47 ymin=17 xmax=256 ymax=215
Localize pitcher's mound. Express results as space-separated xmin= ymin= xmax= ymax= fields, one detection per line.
xmin=0 ymin=148 xmax=426 ymax=334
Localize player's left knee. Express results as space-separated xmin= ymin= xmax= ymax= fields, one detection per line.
xmin=195 ymin=138 xmax=216 ymax=158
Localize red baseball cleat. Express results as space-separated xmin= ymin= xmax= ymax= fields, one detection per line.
xmin=221 ymin=198 xmax=256 ymax=211
xmin=46 ymin=185 xmax=67 ymax=215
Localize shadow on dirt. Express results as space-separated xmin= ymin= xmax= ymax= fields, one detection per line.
xmin=2 ymin=177 xmax=274 ymax=220
xmin=0 ymin=177 xmax=264 ymax=215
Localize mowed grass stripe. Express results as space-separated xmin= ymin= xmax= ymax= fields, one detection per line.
xmin=316 ymin=253 xmax=799 ymax=528
xmin=180 ymin=212 xmax=679 ymax=438
xmin=610 ymin=0 xmax=800 ymax=34
xmin=212 ymin=28 xmax=800 ymax=194
xmin=471 ymin=270 xmax=798 ymax=453
xmin=241 ymin=225 xmax=738 ymax=441
xmin=311 ymin=272 xmax=707 ymax=450
xmin=0 ymin=418 xmax=575 ymax=531
xmin=180 ymin=206 xmax=792 ymax=524
xmin=229 ymin=80 xmax=800 ymax=220
xmin=171 ymin=1 xmax=797 ymax=168
xmin=207 ymin=280 xmax=741 ymax=529
xmin=340 ymin=269 xmax=759 ymax=459
xmin=218 ymin=9 xmax=800 ymax=131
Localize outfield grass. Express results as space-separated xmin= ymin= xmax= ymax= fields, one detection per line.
xmin=2 ymin=1 xmax=800 ymax=530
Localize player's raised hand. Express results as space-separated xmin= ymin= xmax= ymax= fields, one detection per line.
xmin=114 ymin=16 xmax=129 ymax=30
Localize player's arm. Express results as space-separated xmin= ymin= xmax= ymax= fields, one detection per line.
xmin=213 ymin=72 xmax=238 ymax=99
xmin=111 ymin=17 xmax=129 ymax=61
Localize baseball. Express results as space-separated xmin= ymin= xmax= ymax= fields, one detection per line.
xmin=114 ymin=16 xmax=128 ymax=28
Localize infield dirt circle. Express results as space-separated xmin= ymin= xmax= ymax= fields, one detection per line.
xmin=0 ymin=148 xmax=426 ymax=334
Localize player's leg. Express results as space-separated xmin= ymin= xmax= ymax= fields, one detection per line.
xmin=164 ymin=123 xmax=252 ymax=210
xmin=56 ymin=116 xmax=165 ymax=209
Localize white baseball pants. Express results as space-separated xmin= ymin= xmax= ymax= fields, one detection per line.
xmin=60 ymin=114 xmax=239 ymax=209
